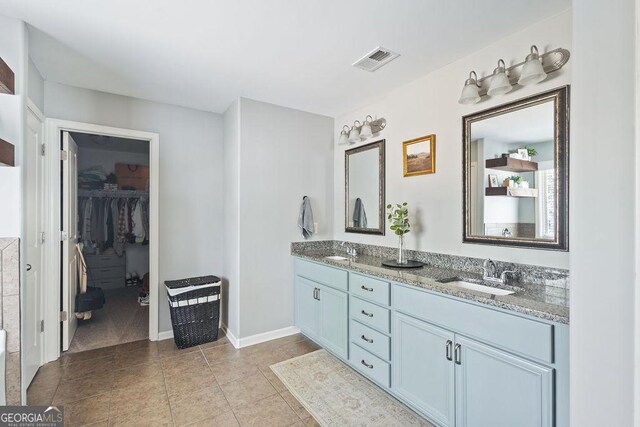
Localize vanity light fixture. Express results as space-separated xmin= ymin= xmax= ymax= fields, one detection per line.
xmin=458 ymin=71 xmax=482 ymax=105
xmin=337 ymin=116 xmax=387 ymax=145
xmin=458 ymin=45 xmax=570 ymax=104
xmin=487 ymin=59 xmax=513 ymax=96
xmin=348 ymin=120 xmax=361 ymax=143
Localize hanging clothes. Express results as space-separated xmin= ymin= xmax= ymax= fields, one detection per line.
xmin=297 ymin=196 xmax=314 ymax=239
xmin=353 ymin=198 xmax=368 ymax=228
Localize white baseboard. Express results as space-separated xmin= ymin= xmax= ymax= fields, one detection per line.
xmin=157 ymin=330 xmax=174 ymax=341
xmin=220 ymin=324 xmax=300 ymax=349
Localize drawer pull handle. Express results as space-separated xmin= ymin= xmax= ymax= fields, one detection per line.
xmin=361 ymin=335 xmax=373 ymax=344
xmin=360 ymin=310 xmax=373 ymax=318
xmin=361 ymin=360 xmax=373 ymax=369
xmin=360 ymin=285 xmax=374 ymax=292
xmin=445 ymin=340 xmax=453 ymax=361
xmin=454 ymin=343 xmax=462 ymax=365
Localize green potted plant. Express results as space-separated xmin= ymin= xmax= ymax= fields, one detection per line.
xmin=524 ymin=146 xmax=538 ymax=158
xmin=387 ymin=202 xmax=410 ymax=264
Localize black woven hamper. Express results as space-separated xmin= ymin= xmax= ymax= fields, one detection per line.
xmin=165 ymin=275 xmax=221 ymax=349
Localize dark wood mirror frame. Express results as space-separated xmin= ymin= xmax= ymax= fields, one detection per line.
xmin=345 ymin=139 xmax=386 ymax=235
xmin=462 ymin=86 xmax=569 ymax=251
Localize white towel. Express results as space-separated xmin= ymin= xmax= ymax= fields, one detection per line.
xmin=297 ymin=196 xmax=314 ymax=239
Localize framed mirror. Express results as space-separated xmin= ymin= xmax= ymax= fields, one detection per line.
xmin=463 ymin=86 xmax=569 ymax=251
xmin=345 ymin=140 xmax=385 ymax=235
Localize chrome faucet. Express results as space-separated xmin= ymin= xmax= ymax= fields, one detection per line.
xmin=481 ymin=258 xmax=515 ymax=285
xmin=339 ymin=241 xmax=357 ymax=257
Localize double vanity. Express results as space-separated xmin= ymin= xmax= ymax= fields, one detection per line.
xmin=292 ymin=242 xmax=569 ymax=427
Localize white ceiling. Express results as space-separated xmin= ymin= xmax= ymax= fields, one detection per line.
xmin=1 ymin=0 xmax=570 ymax=116
xmin=471 ymin=100 xmax=554 ymax=144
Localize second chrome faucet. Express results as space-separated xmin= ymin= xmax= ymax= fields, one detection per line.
xmin=482 ymin=258 xmax=514 ymax=285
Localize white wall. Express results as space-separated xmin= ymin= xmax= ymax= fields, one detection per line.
xmin=222 ymin=99 xmax=240 ymax=339
xmin=333 ymin=10 xmax=572 ymax=269
xmin=222 ymin=97 xmax=334 ymax=340
xmin=44 ymin=82 xmax=224 ymax=334
xmin=27 ymin=58 xmax=44 ymax=113
xmin=571 ymin=0 xmax=637 ymax=425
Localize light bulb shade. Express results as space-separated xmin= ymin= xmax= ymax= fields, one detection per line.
xmin=348 ymin=126 xmax=360 ymax=143
xmin=518 ymin=56 xmax=547 ymax=86
xmin=487 ymin=70 xmax=513 ymax=96
xmin=360 ymin=122 xmax=373 ymax=138
xmin=338 ymin=131 xmax=349 ymax=145
xmin=459 ymin=81 xmax=481 ymax=105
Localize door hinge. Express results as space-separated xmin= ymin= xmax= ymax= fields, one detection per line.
xmin=60 ymin=150 xmax=68 ymax=161
xmin=60 ymin=311 xmax=68 ymax=322
xmin=41 ymin=144 xmax=45 ymax=156
xmin=40 ymin=320 xmax=44 ymax=332
xmin=60 ymin=231 xmax=68 ymax=241
xmin=40 ymin=232 xmax=45 ymax=244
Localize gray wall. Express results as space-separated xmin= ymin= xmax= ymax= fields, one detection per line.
xmin=27 ymin=58 xmax=44 ymax=112
xmin=44 ymin=82 xmax=224 ymax=334
xmin=223 ymin=98 xmax=334 ymax=339
xmin=570 ymin=0 xmax=638 ymax=425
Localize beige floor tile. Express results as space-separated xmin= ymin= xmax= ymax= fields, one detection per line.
xmin=113 ymin=345 xmax=160 ymax=369
xmin=169 ymin=387 xmax=231 ymax=426
xmin=260 ymin=367 xmax=288 ymax=393
xmin=280 ymin=390 xmax=311 ymax=419
xmin=64 ymin=391 xmax=111 ymax=427
xmin=202 ymin=344 xmax=247 ymax=366
xmin=184 ymin=411 xmax=239 ymax=427
xmin=53 ymin=369 xmax=115 ymax=405
xmin=161 ymin=350 xmax=210 ymax=377
xmin=110 ymin=384 xmax=168 ymax=418
xmin=299 ymin=416 xmax=321 ymax=426
xmin=112 ymin=360 xmax=163 ymax=389
xmin=32 ymin=361 xmax=64 ymax=383
xmin=281 ymin=340 xmax=320 ymax=358
xmin=156 ymin=338 xmax=201 ymax=358
xmin=61 ymin=357 xmax=115 ymax=381
xmin=27 ymin=383 xmax=58 ymax=406
xmin=61 ymin=345 xmax=118 ymax=365
xmin=232 ymin=394 xmax=300 ymax=427
xmin=198 ymin=331 xmax=229 ymax=349
xmin=221 ymin=372 xmax=277 ymax=409
xmin=115 ymin=339 xmax=157 ymax=354
xmin=109 ymin=403 xmax=173 ymax=426
xmin=164 ymin=369 xmax=220 ymax=400
xmin=210 ymin=358 xmax=260 ymax=385
xmin=248 ymin=349 xmax=292 ymax=371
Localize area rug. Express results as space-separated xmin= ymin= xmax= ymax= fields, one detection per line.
xmin=270 ymin=349 xmax=433 ymax=427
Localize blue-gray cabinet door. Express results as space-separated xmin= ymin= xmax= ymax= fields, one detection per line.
xmin=393 ymin=312 xmax=456 ymax=427
xmin=295 ymin=276 xmax=319 ymax=339
xmin=454 ymin=336 xmax=553 ymax=427
xmin=317 ymin=284 xmax=348 ymax=359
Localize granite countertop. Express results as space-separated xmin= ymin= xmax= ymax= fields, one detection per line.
xmin=292 ymin=249 xmax=569 ymax=324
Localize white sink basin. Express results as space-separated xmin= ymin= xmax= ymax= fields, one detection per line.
xmin=325 ymin=255 xmax=349 ymax=261
xmin=445 ymin=280 xmax=515 ymax=296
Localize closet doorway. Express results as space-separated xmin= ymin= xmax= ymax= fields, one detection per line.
xmin=42 ymin=120 xmax=159 ymax=364
xmin=65 ymin=132 xmax=151 ymax=352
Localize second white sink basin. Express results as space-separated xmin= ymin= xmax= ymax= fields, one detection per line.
xmin=445 ymin=280 xmax=515 ymax=296
xmin=325 ymin=255 xmax=349 ymax=261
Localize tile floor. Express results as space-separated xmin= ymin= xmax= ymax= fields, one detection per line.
xmin=67 ymin=287 xmax=149 ymax=353
xmin=27 ymin=331 xmax=321 ymax=426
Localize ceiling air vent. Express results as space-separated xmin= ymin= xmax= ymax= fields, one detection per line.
xmin=352 ymin=47 xmax=400 ymax=72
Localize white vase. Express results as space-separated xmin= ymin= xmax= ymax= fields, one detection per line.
xmin=521 ymin=181 xmax=529 ymax=189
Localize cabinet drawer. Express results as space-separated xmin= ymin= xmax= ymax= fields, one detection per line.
xmin=350 ymin=273 xmax=390 ymax=306
xmin=295 ymin=259 xmax=348 ymax=292
xmin=393 ymin=284 xmax=554 ymax=363
xmin=88 ymin=266 xmax=125 ymax=281
xmin=85 ymin=254 xmax=126 ymax=268
xmin=349 ymin=343 xmax=390 ymax=388
xmin=350 ymin=319 xmax=390 ymax=361
xmin=88 ymin=277 xmax=124 ymax=289
xmin=350 ymin=296 xmax=390 ymax=333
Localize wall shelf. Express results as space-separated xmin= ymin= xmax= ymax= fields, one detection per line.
xmin=485 ymin=157 xmax=538 ymax=172
xmin=0 ymin=57 xmax=15 ymax=95
xmin=0 ymin=138 xmax=15 ymax=166
xmin=486 ymin=187 xmax=538 ymax=198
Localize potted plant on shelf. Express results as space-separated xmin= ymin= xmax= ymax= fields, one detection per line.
xmin=387 ymin=202 xmax=410 ymax=264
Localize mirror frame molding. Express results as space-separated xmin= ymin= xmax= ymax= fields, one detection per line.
xmin=462 ymin=85 xmax=570 ymax=251
xmin=345 ymin=139 xmax=386 ymax=235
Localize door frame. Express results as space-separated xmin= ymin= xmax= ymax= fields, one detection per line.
xmin=42 ymin=119 xmax=160 ymax=363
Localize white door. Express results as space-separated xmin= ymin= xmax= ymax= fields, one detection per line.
xmin=23 ymin=108 xmax=45 ymax=386
xmin=61 ymin=132 xmax=78 ymax=351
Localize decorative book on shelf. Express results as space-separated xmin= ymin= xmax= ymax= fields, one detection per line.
xmin=0 ymin=138 xmax=15 ymax=166
xmin=0 ymin=57 xmax=15 ymax=95
xmin=486 ymin=187 xmax=538 ymax=198
xmin=485 ymin=157 xmax=538 ymax=172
